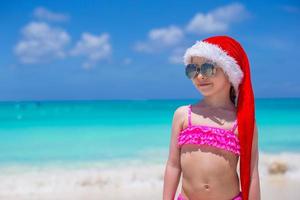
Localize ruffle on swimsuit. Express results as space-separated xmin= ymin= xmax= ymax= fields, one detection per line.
xmin=177 ymin=104 xmax=240 ymax=155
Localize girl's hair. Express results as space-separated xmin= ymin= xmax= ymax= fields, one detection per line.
xmin=230 ymin=84 xmax=237 ymax=107
xmin=223 ymin=69 xmax=237 ymax=107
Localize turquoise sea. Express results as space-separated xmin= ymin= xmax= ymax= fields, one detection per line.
xmin=0 ymin=98 xmax=300 ymax=166
xmin=1 ymin=98 xmax=300 ymax=199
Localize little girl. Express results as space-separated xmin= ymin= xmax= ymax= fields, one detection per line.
xmin=163 ymin=36 xmax=261 ymax=200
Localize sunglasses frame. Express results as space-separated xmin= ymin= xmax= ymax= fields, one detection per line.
xmin=185 ymin=61 xmax=217 ymax=79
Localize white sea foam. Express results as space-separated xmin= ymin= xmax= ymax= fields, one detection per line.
xmin=0 ymin=159 xmax=165 ymax=200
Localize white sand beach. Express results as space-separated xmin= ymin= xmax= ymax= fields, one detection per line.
xmin=0 ymin=152 xmax=300 ymax=200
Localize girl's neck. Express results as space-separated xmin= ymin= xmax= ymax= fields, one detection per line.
xmin=200 ymin=96 xmax=235 ymax=111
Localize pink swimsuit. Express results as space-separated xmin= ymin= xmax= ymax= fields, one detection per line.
xmin=176 ymin=104 xmax=242 ymax=200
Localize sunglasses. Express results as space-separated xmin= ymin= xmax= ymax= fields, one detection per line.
xmin=185 ymin=62 xmax=217 ymax=79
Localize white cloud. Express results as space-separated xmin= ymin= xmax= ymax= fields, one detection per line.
xmin=33 ymin=7 xmax=69 ymax=22
xmin=186 ymin=3 xmax=249 ymax=34
xmin=134 ymin=41 xmax=155 ymax=53
xmin=14 ymin=21 xmax=71 ymax=64
xmin=70 ymin=33 xmax=112 ymax=69
xmin=149 ymin=25 xmax=184 ymax=46
xmin=168 ymin=47 xmax=186 ymax=65
xmin=134 ymin=2 xmax=250 ymax=60
xmin=134 ymin=25 xmax=183 ymax=53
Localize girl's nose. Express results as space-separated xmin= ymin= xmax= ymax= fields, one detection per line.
xmin=196 ymin=72 xmax=207 ymax=80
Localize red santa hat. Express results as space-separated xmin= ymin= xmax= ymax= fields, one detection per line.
xmin=183 ymin=35 xmax=255 ymax=200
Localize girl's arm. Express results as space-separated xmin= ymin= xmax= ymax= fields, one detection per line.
xmin=163 ymin=106 xmax=184 ymax=200
xmin=249 ymin=120 xmax=261 ymax=200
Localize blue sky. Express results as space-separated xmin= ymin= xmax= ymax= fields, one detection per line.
xmin=0 ymin=0 xmax=299 ymax=101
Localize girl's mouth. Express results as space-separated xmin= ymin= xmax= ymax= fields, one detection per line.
xmin=199 ymin=83 xmax=211 ymax=86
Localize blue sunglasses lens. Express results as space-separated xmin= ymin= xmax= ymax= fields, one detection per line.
xmin=185 ymin=64 xmax=197 ymax=79
xmin=185 ymin=63 xmax=215 ymax=79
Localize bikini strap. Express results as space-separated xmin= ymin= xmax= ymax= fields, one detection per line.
xmin=188 ymin=104 xmax=192 ymax=127
xmin=230 ymin=119 xmax=238 ymax=132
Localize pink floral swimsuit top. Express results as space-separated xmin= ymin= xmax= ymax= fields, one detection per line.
xmin=177 ymin=104 xmax=240 ymax=155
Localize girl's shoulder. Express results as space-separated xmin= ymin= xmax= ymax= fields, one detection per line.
xmin=174 ymin=104 xmax=190 ymax=115
xmin=172 ymin=105 xmax=190 ymax=121
xmin=172 ymin=105 xmax=191 ymax=134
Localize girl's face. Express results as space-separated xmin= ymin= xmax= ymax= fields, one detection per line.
xmin=190 ymin=56 xmax=232 ymax=97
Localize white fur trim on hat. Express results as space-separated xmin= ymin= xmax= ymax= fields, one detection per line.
xmin=183 ymin=40 xmax=244 ymax=98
